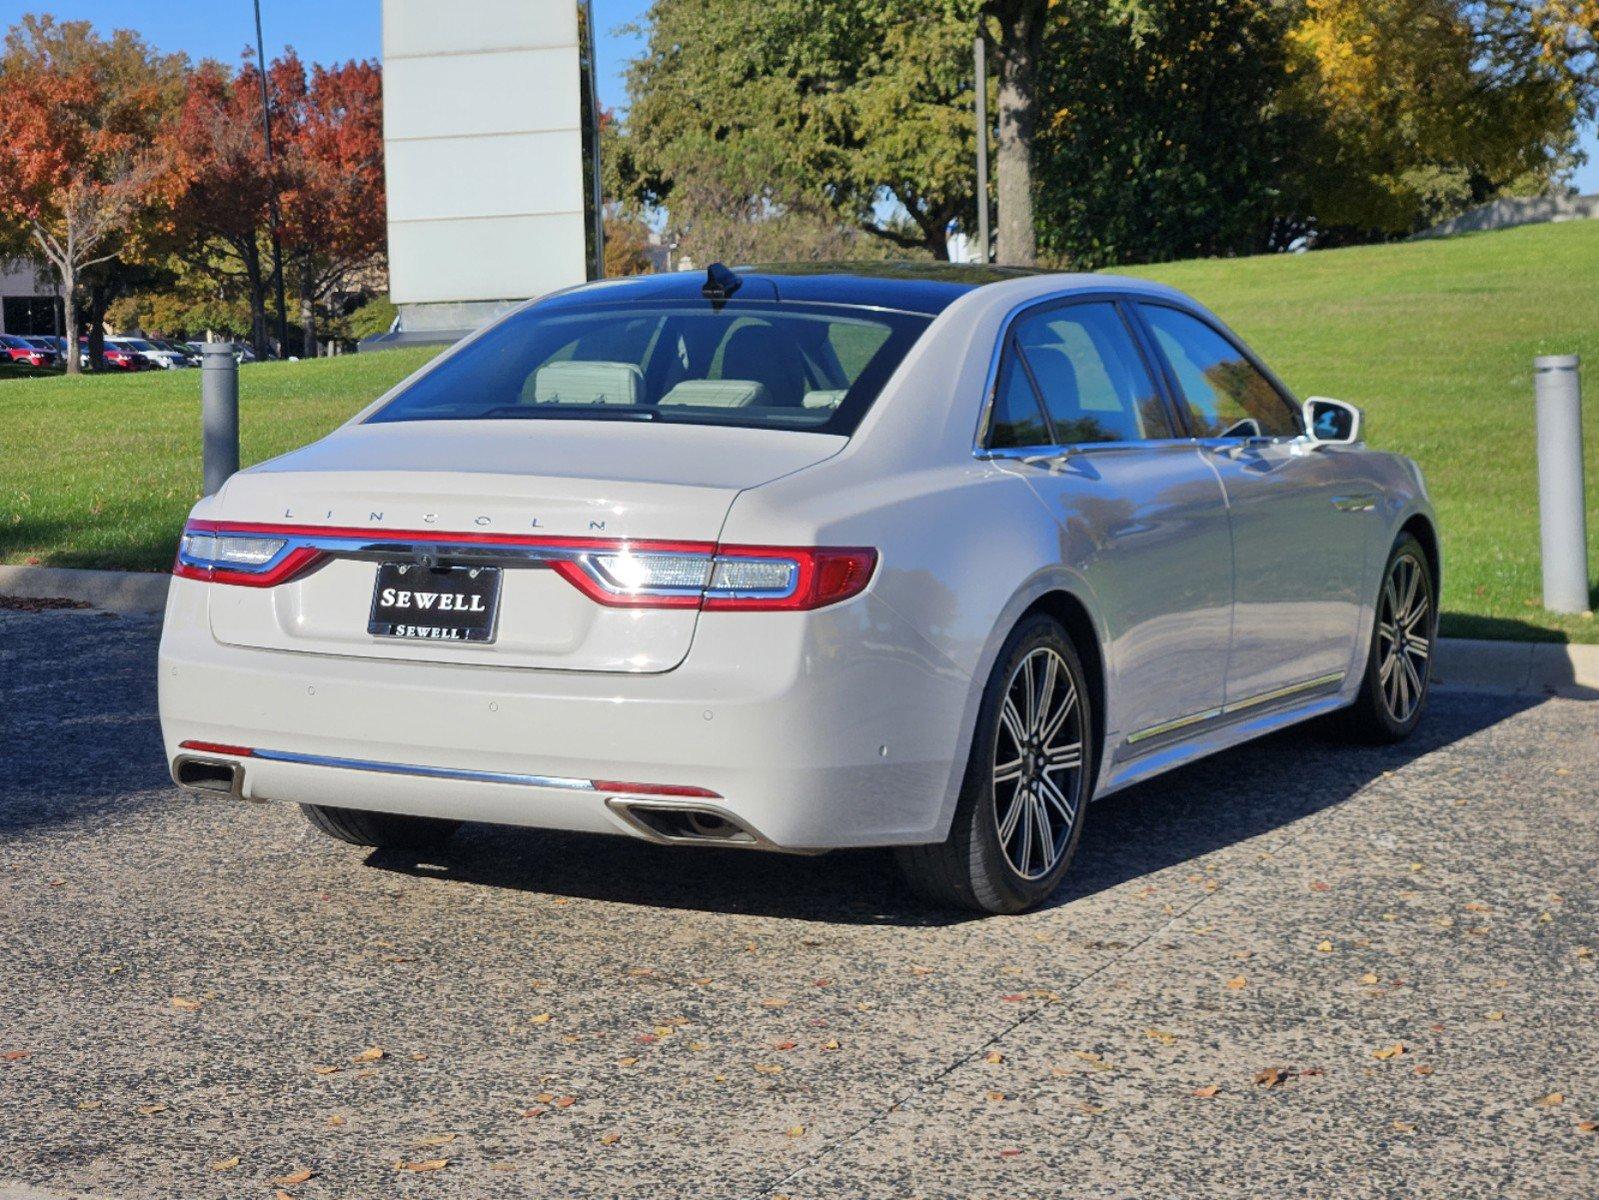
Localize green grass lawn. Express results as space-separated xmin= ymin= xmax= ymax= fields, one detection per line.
xmin=2 ymin=220 xmax=1596 ymax=641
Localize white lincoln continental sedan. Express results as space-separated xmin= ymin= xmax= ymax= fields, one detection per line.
xmin=159 ymin=263 xmax=1439 ymax=912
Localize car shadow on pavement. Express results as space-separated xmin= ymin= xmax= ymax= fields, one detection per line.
xmin=365 ymin=689 xmax=1540 ymax=927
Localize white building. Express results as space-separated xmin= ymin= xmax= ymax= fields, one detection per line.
xmin=380 ymin=0 xmax=594 ymax=341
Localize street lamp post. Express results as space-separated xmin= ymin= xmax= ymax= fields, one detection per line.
xmin=253 ymin=0 xmax=291 ymax=359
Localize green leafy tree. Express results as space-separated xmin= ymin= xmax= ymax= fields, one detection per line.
xmin=625 ymin=0 xmax=977 ymax=260
xmin=1034 ymin=0 xmax=1301 ymax=267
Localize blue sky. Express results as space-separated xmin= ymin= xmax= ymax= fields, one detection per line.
xmin=4 ymin=0 xmax=1597 ymax=192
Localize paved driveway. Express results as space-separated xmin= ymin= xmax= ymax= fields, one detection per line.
xmin=1 ymin=607 xmax=1595 ymax=1199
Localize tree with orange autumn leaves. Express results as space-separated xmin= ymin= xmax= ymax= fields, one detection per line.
xmin=158 ymin=51 xmax=385 ymax=357
xmin=0 ymin=15 xmax=183 ymax=373
xmin=0 ymin=13 xmax=386 ymax=361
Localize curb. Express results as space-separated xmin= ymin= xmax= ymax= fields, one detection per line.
xmin=1433 ymin=637 xmax=1599 ymax=699
xmin=0 ymin=565 xmax=169 ymax=615
xmin=1 ymin=565 xmax=1595 ymax=698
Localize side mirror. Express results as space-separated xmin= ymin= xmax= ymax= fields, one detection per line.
xmin=1303 ymin=396 xmax=1363 ymax=445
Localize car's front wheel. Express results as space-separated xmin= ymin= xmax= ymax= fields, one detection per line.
xmin=300 ymin=804 xmax=461 ymax=852
xmin=897 ymin=613 xmax=1094 ymax=914
xmin=1342 ymin=532 xmax=1435 ymax=743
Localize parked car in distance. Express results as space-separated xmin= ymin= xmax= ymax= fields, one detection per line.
xmin=160 ymin=263 xmax=1440 ymax=913
xmin=81 ymin=339 xmax=150 ymax=371
xmin=110 ymin=336 xmax=190 ymax=370
xmin=184 ymin=340 xmax=262 ymax=365
xmin=146 ymin=338 xmax=198 ymax=367
xmin=0 ymin=332 xmax=58 ymax=369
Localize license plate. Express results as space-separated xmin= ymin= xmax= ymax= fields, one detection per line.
xmin=368 ymin=563 xmax=502 ymax=643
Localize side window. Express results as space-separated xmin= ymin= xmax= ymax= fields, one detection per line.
xmin=987 ymin=350 xmax=1052 ymax=448
xmin=1138 ymin=304 xmax=1300 ymax=438
xmin=1010 ymin=302 xmax=1173 ymax=443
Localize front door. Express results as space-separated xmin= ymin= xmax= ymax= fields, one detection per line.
xmin=986 ymin=299 xmax=1235 ymax=750
xmin=1135 ymin=302 xmax=1367 ymax=705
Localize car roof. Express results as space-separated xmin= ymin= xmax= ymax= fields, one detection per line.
xmin=537 ymin=261 xmax=1074 ymax=317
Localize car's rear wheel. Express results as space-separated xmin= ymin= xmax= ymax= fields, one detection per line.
xmin=300 ymin=804 xmax=461 ymax=852
xmin=1342 ymin=532 xmax=1435 ymax=743
xmin=897 ymin=613 xmax=1094 ymax=914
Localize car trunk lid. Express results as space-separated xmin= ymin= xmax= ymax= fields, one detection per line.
xmin=204 ymin=420 xmax=844 ymax=673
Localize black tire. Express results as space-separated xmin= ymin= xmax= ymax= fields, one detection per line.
xmin=300 ymin=804 xmax=461 ymax=852
xmin=1342 ymin=532 xmax=1436 ymax=744
xmin=896 ymin=613 xmax=1095 ymax=914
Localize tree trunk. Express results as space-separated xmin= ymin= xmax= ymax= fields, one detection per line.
xmin=242 ymin=239 xmax=268 ymax=360
xmin=991 ymin=4 xmax=1044 ymax=266
xmin=61 ymin=264 xmax=80 ymax=377
xmin=299 ymin=264 xmax=317 ymax=360
xmin=84 ymin=279 xmax=109 ymax=372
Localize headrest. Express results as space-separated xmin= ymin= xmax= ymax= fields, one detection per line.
xmin=532 ymin=360 xmax=643 ymax=406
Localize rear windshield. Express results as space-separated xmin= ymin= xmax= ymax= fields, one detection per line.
xmin=366 ymin=300 xmax=932 ymax=435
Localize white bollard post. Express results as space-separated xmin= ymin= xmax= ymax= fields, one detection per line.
xmin=1533 ymin=355 xmax=1590 ymax=614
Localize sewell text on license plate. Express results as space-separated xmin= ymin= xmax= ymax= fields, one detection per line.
xmin=368 ymin=562 xmax=502 ymax=643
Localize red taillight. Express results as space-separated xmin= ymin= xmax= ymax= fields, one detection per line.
xmin=702 ymin=546 xmax=877 ymax=611
xmin=591 ymin=779 xmax=722 ymax=798
xmin=179 ymin=740 xmax=255 ymax=757
xmin=171 ymin=520 xmax=876 ymax=610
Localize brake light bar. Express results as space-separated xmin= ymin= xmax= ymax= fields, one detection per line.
xmin=172 ymin=521 xmax=877 ymax=611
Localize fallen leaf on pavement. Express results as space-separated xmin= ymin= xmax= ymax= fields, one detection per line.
xmin=785 ymin=1125 xmax=805 ymax=1138
xmin=1316 ymin=941 xmax=1335 ymax=953
xmin=998 ymin=1148 xmax=1023 ymax=1159
xmin=554 ymin=1095 xmax=576 ymax=1108
xmin=351 ymin=1046 xmax=385 ymax=1063
xmin=273 ymin=1168 xmax=314 ymax=1187
xmin=170 ymin=997 xmax=202 ymax=1011
xmin=599 ymin=1133 xmax=621 ymax=1145
xmin=136 ymin=1104 xmax=167 ymax=1116
xmin=1577 ymin=1120 xmax=1597 ymax=1133
xmin=761 ymin=998 xmax=789 ymax=1009
xmin=1392 ymin=1120 xmax=1415 ymax=1132
xmin=209 ymin=1156 xmax=240 ymax=1172
xmin=1192 ymin=1085 xmax=1220 ymax=1098
xmin=754 ymin=1064 xmax=783 ymax=1075
xmin=984 ymin=1051 xmax=1004 ymax=1064
xmin=1359 ymin=973 xmax=1380 ymax=985
xmin=1146 ymin=1029 xmax=1177 ymax=1046
xmin=1253 ymin=1067 xmax=1288 ymax=1089
xmin=2 ymin=1051 xmax=30 ymax=1062
xmin=1414 ymin=1065 xmax=1435 ymax=1077
xmin=326 ymin=1115 xmax=346 ymax=1127
xmin=1226 ymin=976 xmax=1247 ymax=990
xmin=395 ymin=1158 xmax=449 ymax=1172
xmin=1486 ymin=1011 xmax=1505 ymax=1021
xmin=1372 ymin=1043 xmax=1407 ymax=1061
xmin=417 ymin=1134 xmax=456 ymax=1147
xmin=312 ymin=1065 xmax=341 ymax=1075
xmin=1537 ymin=1092 xmax=1565 ymax=1107
xmin=986 ymin=1090 xmax=1007 ymax=1102
xmin=529 ymin=1013 xmax=552 ymax=1024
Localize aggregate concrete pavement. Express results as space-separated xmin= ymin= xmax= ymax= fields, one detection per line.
xmin=1 ymin=606 xmax=1595 ymax=1199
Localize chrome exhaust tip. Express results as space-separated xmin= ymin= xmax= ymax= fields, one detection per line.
xmin=171 ymin=755 xmax=249 ymax=799
xmin=604 ymin=797 xmax=769 ymax=848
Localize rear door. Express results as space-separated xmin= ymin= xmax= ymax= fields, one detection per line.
xmin=1134 ymin=302 xmax=1367 ymax=706
xmin=986 ymin=298 xmax=1234 ymax=748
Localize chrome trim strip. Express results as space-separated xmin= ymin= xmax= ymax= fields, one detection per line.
xmin=1224 ymin=671 xmax=1346 ymax=715
xmin=1125 ymin=671 xmax=1346 ymax=746
xmin=1125 ymin=706 xmax=1225 ymax=745
xmin=250 ymin=748 xmax=596 ymax=791
xmin=1330 ymin=494 xmax=1378 ymax=513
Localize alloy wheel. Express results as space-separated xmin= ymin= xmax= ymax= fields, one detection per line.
xmin=1376 ymin=552 xmax=1431 ymax=724
xmin=993 ymin=646 xmax=1085 ymax=880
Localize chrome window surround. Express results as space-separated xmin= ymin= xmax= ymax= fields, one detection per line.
xmin=971 ymin=290 xmax=1305 ymax=458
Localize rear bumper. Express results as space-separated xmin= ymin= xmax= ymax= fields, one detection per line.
xmin=158 ymin=576 xmax=973 ymax=850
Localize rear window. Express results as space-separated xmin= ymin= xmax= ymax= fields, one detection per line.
xmin=367 ymin=301 xmax=932 ymax=435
